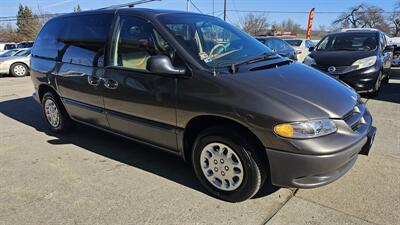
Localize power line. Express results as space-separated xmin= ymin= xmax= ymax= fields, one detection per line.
xmin=189 ymin=0 xmax=203 ymax=14
xmin=226 ymin=10 xmax=399 ymax=14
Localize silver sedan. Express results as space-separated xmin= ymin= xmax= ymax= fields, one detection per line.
xmin=0 ymin=48 xmax=31 ymax=77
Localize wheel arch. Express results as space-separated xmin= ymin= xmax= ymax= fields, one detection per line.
xmin=38 ymin=84 xmax=59 ymax=103
xmin=182 ymin=115 xmax=267 ymax=164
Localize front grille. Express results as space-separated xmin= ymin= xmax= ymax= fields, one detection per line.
xmin=312 ymin=65 xmax=349 ymax=75
xmin=343 ymin=103 xmax=366 ymax=131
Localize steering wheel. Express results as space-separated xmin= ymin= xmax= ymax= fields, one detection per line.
xmin=210 ymin=43 xmax=226 ymax=57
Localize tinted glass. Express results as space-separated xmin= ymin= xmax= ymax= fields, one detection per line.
xmin=15 ymin=49 xmax=31 ymax=56
xmin=266 ymin=39 xmax=288 ymax=51
xmin=0 ymin=49 xmax=17 ymax=57
xmin=60 ymin=14 xmax=113 ymax=67
xmin=5 ymin=44 xmax=16 ymax=50
xmin=285 ymin=39 xmax=302 ymax=47
xmin=110 ymin=16 xmax=175 ymax=70
xmin=32 ymin=19 xmax=64 ymax=59
xmin=159 ymin=14 xmax=272 ymax=68
xmin=317 ymin=32 xmax=378 ymax=51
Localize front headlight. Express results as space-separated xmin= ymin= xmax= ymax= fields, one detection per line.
xmin=274 ymin=119 xmax=337 ymax=139
xmin=351 ymin=56 xmax=377 ymax=70
xmin=303 ymin=55 xmax=316 ymax=66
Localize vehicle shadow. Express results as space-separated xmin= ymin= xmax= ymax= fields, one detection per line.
xmin=0 ymin=96 xmax=279 ymax=200
xmin=361 ymin=70 xmax=400 ymax=104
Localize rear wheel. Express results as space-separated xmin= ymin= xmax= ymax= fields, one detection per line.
xmin=10 ymin=63 xmax=28 ymax=77
xmin=42 ymin=92 xmax=73 ymax=133
xmin=192 ymin=127 xmax=267 ymax=202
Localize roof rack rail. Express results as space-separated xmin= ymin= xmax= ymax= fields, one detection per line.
xmin=98 ymin=0 xmax=161 ymax=10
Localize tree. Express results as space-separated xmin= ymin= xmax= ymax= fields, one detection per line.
xmin=74 ymin=4 xmax=82 ymax=12
xmin=16 ymin=4 xmax=41 ymax=41
xmin=239 ymin=13 xmax=269 ymax=36
xmin=388 ymin=1 xmax=400 ymax=36
xmin=0 ymin=23 xmax=19 ymax=42
xmin=333 ymin=3 xmax=390 ymax=33
xmin=277 ymin=19 xmax=302 ymax=34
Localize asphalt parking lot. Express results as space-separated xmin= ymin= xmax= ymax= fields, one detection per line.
xmin=0 ymin=70 xmax=399 ymax=225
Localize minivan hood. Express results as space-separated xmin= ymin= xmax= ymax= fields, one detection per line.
xmin=309 ymin=50 xmax=375 ymax=66
xmin=233 ymin=61 xmax=358 ymax=120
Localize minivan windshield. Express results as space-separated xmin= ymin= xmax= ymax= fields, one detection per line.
xmin=158 ymin=14 xmax=274 ymax=68
xmin=317 ymin=32 xmax=378 ymax=51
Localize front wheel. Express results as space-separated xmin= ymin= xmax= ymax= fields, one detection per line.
xmin=369 ymin=71 xmax=382 ymax=97
xmin=192 ymin=127 xmax=267 ymax=202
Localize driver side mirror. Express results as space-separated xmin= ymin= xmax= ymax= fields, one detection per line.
xmin=147 ymin=55 xmax=186 ymax=75
xmin=308 ymin=47 xmax=315 ymax=52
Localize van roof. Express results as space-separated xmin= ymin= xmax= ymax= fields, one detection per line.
xmin=56 ymin=8 xmax=205 ymax=20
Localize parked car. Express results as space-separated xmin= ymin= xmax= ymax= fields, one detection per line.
xmin=255 ymin=36 xmax=297 ymax=60
xmin=389 ymin=37 xmax=400 ymax=67
xmin=0 ymin=48 xmax=31 ymax=77
xmin=392 ymin=46 xmax=400 ymax=67
xmin=31 ymin=9 xmax=376 ymax=202
xmin=0 ymin=42 xmax=17 ymax=52
xmin=304 ymin=30 xmax=393 ymax=96
xmin=0 ymin=49 xmax=20 ymax=57
xmin=283 ymin=38 xmax=316 ymax=62
xmin=17 ymin=41 xmax=34 ymax=49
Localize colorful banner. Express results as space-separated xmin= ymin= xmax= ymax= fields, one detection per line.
xmin=306 ymin=8 xmax=315 ymax=40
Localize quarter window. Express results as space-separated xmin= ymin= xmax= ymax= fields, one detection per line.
xmin=60 ymin=14 xmax=113 ymax=67
xmin=110 ymin=16 xmax=174 ymax=71
xmin=32 ymin=18 xmax=65 ymax=59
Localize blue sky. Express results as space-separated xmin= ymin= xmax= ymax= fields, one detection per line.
xmin=0 ymin=0 xmax=398 ymax=28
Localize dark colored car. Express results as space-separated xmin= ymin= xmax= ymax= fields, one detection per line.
xmin=31 ymin=8 xmax=376 ymax=202
xmin=304 ymin=30 xmax=393 ymax=96
xmin=17 ymin=41 xmax=34 ymax=49
xmin=255 ymin=36 xmax=297 ymax=60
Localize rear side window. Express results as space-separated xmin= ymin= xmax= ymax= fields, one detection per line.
xmin=60 ymin=14 xmax=113 ymax=67
xmin=33 ymin=18 xmax=64 ymax=59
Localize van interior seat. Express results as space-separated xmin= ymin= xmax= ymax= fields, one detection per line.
xmin=121 ymin=51 xmax=150 ymax=70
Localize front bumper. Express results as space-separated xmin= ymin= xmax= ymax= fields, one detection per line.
xmin=339 ymin=66 xmax=380 ymax=93
xmin=267 ymin=104 xmax=376 ymax=188
xmin=313 ymin=64 xmax=380 ymax=93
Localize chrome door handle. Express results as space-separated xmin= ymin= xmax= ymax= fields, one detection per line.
xmin=104 ymin=78 xmax=118 ymax=90
xmin=87 ymin=75 xmax=101 ymax=86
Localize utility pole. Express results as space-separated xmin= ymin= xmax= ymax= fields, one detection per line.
xmin=212 ymin=0 xmax=215 ymax=16
xmin=223 ymin=0 xmax=227 ymax=21
xmin=186 ymin=0 xmax=189 ymax=12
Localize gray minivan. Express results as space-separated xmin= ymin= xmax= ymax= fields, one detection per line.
xmin=31 ymin=8 xmax=376 ymax=202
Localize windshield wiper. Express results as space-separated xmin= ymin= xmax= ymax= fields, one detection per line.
xmin=230 ymin=52 xmax=278 ymax=73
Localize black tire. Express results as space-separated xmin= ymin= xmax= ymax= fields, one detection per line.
xmin=192 ymin=127 xmax=268 ymax=202
xmin=382 ymin=70 xmax=390 ymax=85
xmin=10 ymin=63 xmax=29 ymax=77
xmin=41 ymin=92 xmax=73 ymax=133
xmin=368 ymin=71 xmax=382 ymax=98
